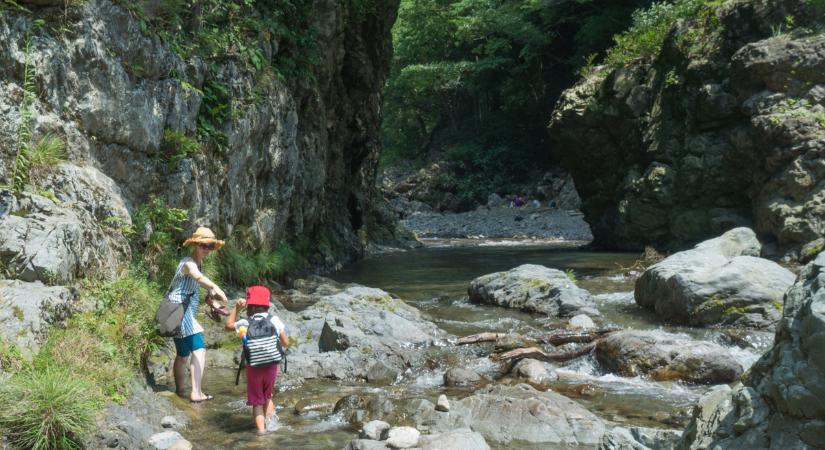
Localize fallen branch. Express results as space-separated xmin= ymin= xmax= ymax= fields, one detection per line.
xmin=457 ymin=332 xmax=508 ymax=345
xmin=492 ymin=342 xmax=597 ymax=364
xmin=537 ymin=328 xmax=620 ymax=346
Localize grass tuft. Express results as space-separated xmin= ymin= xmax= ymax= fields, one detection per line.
xmin=0 ymin=367 xmax=96 ymax=450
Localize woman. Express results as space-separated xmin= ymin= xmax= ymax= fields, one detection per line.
xmin=168 ymin=226 xmax=228 ymax=402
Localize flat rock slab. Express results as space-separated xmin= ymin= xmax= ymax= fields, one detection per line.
xmin=595 ymin=330 xmax=743 ymax=384
xmin=468 ymin=264 xmax=595 ymax=318
xmin=418 ymin=428 xmax=490 ymax=450
xmin=635 ymin=228 xmax=794 ymax=329
xmin=451 ymin=384 xmax=605 ymax=446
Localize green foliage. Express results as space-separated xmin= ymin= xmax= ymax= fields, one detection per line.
xmin=125 ymin=0 xmax=317 ymax=79
xmin=196 ymin=80 xmax=231 ymax=153
xmin=128 ymin=196 xmax=188 ymax=282
xmin=383 ymin=0 xmax=651 ymax=206
xmin=0 ymin=337 xmax=24 ymax=373
xmin=213 ymin=228 xmax=306 ymax=287
xmin=565 ymin=268 xmax=578 ymax=284
xmin=605 ymin=0 xmax=715 ymax=68
xmin=161 ymin=128 xmax=200 ymax=164
xmin=9 ymin=35 xmax=66 ymax=193
xmin=0 ymin=367 xmax=96 ymax=450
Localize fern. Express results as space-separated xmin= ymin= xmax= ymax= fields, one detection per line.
xmin=11 ymin=36 xmax=35 ymax=192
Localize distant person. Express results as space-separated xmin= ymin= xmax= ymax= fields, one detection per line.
xmin=549 ymin=200 xmax=557 ymax=209
xmin=168 ymin=227 xmax=228 ymax=403
xmin=227 ymin=285 xmax=289 ymax=435
xmin=531 ymin=199 xmax=541 ymax=208
xmin=514 ymin=194 xmax=525 ymax=208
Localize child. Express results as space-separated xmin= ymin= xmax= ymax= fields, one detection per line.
xmin=226 ymin=285 xmax=289 ymax=435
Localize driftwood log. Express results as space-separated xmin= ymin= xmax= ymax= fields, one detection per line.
xmin=457 ymin=329 xmax=622 ymax=373
xmin=458 ymin=329 xmax=619 ymax=347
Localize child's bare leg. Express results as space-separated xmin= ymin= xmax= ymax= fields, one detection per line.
xmin=265 ymin=399 xmax=275 ymax=418
xmin=253 ymin=405 xmax=266 ymax=432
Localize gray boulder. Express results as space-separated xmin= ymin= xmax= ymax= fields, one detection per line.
xmin=418 ymin=428 xmax=490 ymax=450
xmin=595 ymin=330 xmax=743 ymax=384
xmin=677 ymin=253 xmax=825 ymax=449
xmin=0 ymin=190 xmax=130 ymax=284
xmin=443 ymin=367 xmax=482 ymax=387
xmin=635 ymin=228 xmax=794 ymax=329
xmin=469 ymin=264 xmax=596 ymax=318
xmin=0 ymin=280 xmax=84 ymax=359
xmin=407 ymin=384 xmax=605 ymax=446
xmin=511 ymin=358 xmax=557 ymax=384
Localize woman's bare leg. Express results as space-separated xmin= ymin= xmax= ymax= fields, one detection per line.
xmin=189 ymin=348 xmax=206 ymax=401
xmin=173 ymin=356 xmax=188 ymax=396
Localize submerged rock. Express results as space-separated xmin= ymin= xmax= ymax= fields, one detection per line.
xmin=601 ymin=426 xmax=682 ymax=450
xmin=468 ymin=264 xmax=596 ymax=318
xmin=635 ymin=228 xmax=794 ymax=329
xmin=595 ymin=330 xmax=743 ymax=384
xmin=677 ymin=255 xmax=825 ymax=449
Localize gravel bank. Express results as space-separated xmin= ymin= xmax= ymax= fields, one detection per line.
xmin=401 ymin=207 xmax=593 ymax=241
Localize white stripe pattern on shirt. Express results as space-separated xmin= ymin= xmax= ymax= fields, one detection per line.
xmin=166 ymin=257 xmax=201 ymax=338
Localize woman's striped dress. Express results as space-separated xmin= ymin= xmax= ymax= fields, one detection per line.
xmin=167 ymin=257 xmax=203 ymax=338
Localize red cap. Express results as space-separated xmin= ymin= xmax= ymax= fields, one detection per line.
xmin=246 ymin=285 xmax=271 ymax=307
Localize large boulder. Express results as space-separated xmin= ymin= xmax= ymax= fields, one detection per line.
xmin=468 ymin=264 xmax=596 ymax=318
xmin=677 ymin=253 xmax=825 ymax=449
xmin=0 ymin=280 xmax=84 ymax=359
xmin=601 ymin=426 xmax=682 ymax=450
xmin=595 ymin=331 xmax=743 ymax=384
xmin=0 ymin=190 xmax=130 ymax=283
xmin=406 ymin=384 xmax=606 ymax=447
xmin=635 ymin=228 xmax=795 ymax=329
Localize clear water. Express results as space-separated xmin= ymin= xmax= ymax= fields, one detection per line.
xmin=177 ymin=244 xmax=772 ymax=449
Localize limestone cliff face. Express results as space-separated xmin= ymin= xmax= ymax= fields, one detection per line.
xmin=549 ymin=0 xmax=825 ymax=254
xmin=0 ymin=0 xmax=399 ymax=281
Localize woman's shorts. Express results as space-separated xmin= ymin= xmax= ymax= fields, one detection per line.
xmin=173 ymin=333 xmax=206 ymax=357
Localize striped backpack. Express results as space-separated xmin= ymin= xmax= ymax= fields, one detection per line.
xmin=244 ymin=313 xmax=284 ymax=368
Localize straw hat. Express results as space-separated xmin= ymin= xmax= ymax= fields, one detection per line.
xmin=182 ymin=226 xmax=225 ymax=250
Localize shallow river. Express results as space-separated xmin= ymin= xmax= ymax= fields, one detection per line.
xmin=173 ymin=243 xmax=772 ymax=449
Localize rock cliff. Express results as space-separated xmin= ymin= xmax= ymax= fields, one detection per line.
xmin=549 ymin=0 xmax=825 ymax=254
xmin=0 ymin=0 xmax=400 ymax=281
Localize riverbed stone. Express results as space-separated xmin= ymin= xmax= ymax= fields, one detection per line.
xmin=147 ymin=431 xmax=185 ymax=450
xmin=418 ymin=428 xmax=490 ymax=450
xmin=468 ymin=264 xmax=596 ymax=318
xmin=635 ymin=228 xmax=794 ymax=329
xmin=596 ymin=330 xmax=743 ymax=384
xmin=602 ymin=426 xmax=682 ymax=450
xmin=361 ymin=420 xmax=391 ymax=440
xmin=511 ymin=358 xmax=557 ymax=384
xmin=435 ymin=394 xmax=450 ymax=412
xmin=443 ymin=367 xmax=482 ymax=387
xmin=385 ymin=426 xmax=420 ymax=448
xmin=344 ymin=440 xmax=392 ymax=450
xmin=678 ymin=255 xmax=825 ymax=449
xmin=569 ymin=314 xmax=596 ymax=329
xmin=366 ymin=361 xmax=400 ymax=384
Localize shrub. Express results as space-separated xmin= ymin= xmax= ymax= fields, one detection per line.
xmin=128 ymin=197 xmax=188 ymax=282
xmin=0 ymin=367 xmax=96 ymax=450
xmin=0 ymin=337 xmax=24 ymax=373
xmin=161 ymin=128 xmax=200 ymax=164
xmin=604 ymin=0 xmax=716 ymax=68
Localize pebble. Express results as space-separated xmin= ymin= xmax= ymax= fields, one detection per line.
xmin=436 ymin=394 xmax=450 ymax=412
xmin=160 ymin=416 xmax=181 ymax=430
